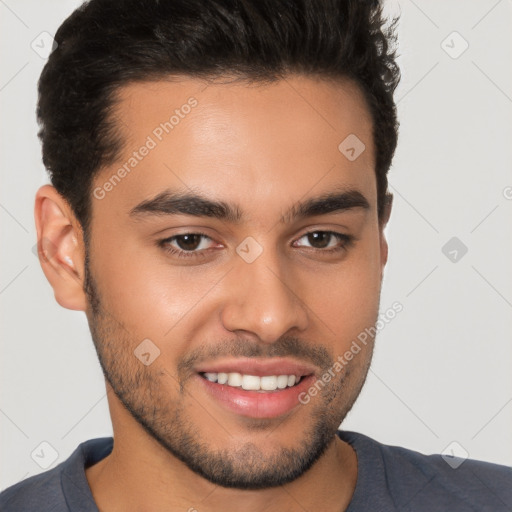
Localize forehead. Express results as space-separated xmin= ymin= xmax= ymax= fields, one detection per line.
xmin=93 ymin=75 xmax=376 ymax=223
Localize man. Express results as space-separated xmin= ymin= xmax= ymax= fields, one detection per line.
xmin=1 ymin=0 xmax=510 ymax=510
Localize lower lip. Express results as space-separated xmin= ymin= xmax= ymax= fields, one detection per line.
xmin=196 ymin=374 xmax=315 ymax=419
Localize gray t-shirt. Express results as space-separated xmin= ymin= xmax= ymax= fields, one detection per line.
xmin=1 ymin=431 xmax=511 ymax=511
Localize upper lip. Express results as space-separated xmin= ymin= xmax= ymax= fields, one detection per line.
xmin=195 ymin=357 xmax=317 ymax=378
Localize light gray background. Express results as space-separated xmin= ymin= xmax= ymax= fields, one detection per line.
xmin=1 ymin=0 xmax=511 ymax=491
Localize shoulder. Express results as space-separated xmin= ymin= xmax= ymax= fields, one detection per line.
xmin=0 ymin=465 xmax=65 ymax=512
xmin=0 ymin=437 xmax=113 ymax=512
xmin=339 ymin=430 xmax=512 ymax=511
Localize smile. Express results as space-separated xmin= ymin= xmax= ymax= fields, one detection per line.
xmin=194 ymin=358 xmax=317 ymax=419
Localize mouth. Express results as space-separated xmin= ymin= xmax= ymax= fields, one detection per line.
xmin=194 ymin=358 xmax=317 ymax=419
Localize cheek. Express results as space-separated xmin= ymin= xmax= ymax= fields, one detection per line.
xmin=90 ymin=238 xmax=226 ymax=345
xmin=302 ymin=238 xmax=383 ymax=343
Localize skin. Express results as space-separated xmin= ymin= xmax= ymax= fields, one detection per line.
xmin=35 ymin=75 xmax=391 ymax=512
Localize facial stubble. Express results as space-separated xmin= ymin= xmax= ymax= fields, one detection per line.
xmin=83 ymin=249 xmax=375 ymax=489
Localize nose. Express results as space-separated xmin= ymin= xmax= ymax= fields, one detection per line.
xmin=220 ymin=249 xmax=309 ymax=343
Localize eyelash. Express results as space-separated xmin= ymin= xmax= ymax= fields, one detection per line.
xmin=158 ymin=231 xmax=212 ymax=260
xmin=157 ymin=231 xmax=354 ymax=259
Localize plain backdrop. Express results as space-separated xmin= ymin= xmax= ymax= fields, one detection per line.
xmin=1 ymin=0 xmax=511 ymax=490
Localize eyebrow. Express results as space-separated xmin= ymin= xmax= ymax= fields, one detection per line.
xmin=129 ymin=187 xmax=370 ymax=224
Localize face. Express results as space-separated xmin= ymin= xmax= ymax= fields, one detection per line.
xmin=83 ymin=75 xmax=387 ymax=489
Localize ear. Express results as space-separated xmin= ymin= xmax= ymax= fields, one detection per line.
xmin=34 ymin=185 xmax=88 ymax=311
xmin=378 ymin=193 xmax=393 ymax=273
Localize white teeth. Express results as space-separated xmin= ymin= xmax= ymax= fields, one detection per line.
xmin=242 ymin=375 xmax=261 ymax=390
xmin=276 ymin=375 xmax=288 ymax=389
xmin=227 ymin=372 xmax=243 ymax=387
xmin=202 ymin=372 xmax=301 ymax=391
xmin=260 ymin=375 xmax=278 ymax=391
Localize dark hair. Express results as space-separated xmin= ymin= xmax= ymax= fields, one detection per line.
xmin=37 ymin=0 xmax=400 ymax=238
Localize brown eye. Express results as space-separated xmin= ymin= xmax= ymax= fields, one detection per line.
xmin=295 ymin=231 xmax=353 ymax=251
xmin=158 ymin=232 xmax=215 ymax=259
xmin=306 ymin=232 xmax=332 ymax=249
xmin=174 ymin=234 xmax=203 ymax=251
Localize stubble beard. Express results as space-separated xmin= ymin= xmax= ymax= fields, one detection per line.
xmin=83 ymin=252 xmax=374 ymax=489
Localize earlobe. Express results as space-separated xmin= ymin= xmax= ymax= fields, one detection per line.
xmin=34 ymin=185 xmax=88 ymax=311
